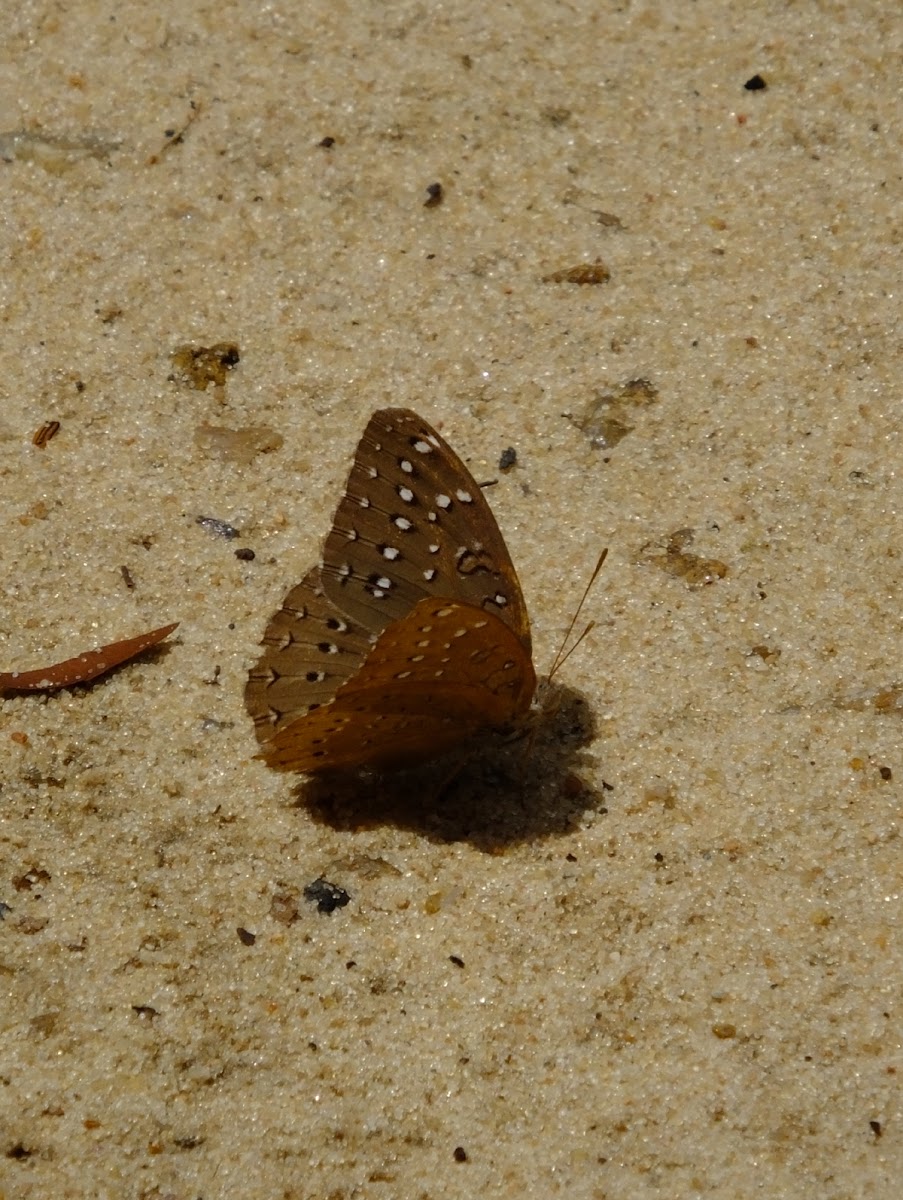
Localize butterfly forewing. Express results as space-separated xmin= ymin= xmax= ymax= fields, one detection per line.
xmin=245 ymin=566 xmax=374 ymax=739
xmin=321 ymin=409 xmax=531 ymax=651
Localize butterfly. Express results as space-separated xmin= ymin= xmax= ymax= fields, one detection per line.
xmin=245 ymin=409 xmax=538 ymax=773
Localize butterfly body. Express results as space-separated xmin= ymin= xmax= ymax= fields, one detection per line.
xmin=246 ymin=409 xmax=535 ymax=774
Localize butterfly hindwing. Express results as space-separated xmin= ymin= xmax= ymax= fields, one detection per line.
xmin=255 ymin=599 xmax=535 ymax=773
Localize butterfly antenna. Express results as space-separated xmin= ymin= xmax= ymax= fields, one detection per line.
xmin=546 ymin=548 xmax=608 ymax=683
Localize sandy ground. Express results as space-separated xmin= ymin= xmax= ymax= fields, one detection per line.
xmin=0 ymin=2 xmax=900 ymax=1197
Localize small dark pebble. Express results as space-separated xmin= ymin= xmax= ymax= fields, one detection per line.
xmin=303 ymin=877 xmax=350 ymax=914
xmin=196 ymin=515 xmax=240 ymax=539
xmin=424 ymin=182 xmax=444 ymax=207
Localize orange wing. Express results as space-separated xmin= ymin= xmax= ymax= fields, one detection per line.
xmin=256 ymin=599 xmax=535 ymax=773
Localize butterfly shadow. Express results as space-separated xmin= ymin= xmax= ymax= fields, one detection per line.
xmin=292 ymin=681 xmax=606 ymax=852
